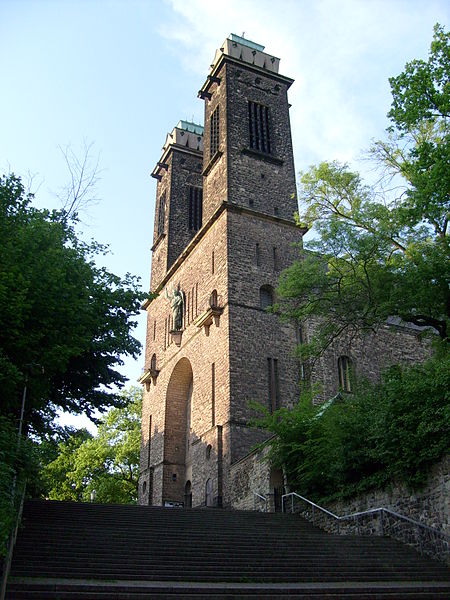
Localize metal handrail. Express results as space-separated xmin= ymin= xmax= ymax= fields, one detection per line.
xmin=282 ymin=491 xmax=449 ymax=561
xmin=253 ymin=492 xmax=268 ymax=512
xmin=282 ymin=491 xmax=449 ymax=537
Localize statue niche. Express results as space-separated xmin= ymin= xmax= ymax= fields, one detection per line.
xmin=166 ymin=283 xmax=185 ymax=345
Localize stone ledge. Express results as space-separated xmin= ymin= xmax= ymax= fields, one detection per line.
xmin=241 ymin=147 xmax=284 ymax=165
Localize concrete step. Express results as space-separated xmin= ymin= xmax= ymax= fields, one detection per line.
xmin=6 ymin=500 xmax=450 ymax=599
xmin=6 ymin=578 xmax=450 ymax=599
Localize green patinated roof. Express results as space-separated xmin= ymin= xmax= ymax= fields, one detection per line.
xmin=229 ymin=33 xmax=265 ymax=52
xmin=177 ymin=120 xmax=204 ymax=135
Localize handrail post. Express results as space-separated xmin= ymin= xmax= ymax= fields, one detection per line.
xmin=291 ymin=495 xmax=293 ymax=514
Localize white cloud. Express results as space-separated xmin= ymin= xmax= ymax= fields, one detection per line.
xmin=160 ymin=0 xmax=449 ymax=176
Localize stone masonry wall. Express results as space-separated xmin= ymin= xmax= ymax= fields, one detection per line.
xmin=307 ymin=320 xmax=433 ymax=404
xmin=150 ymin=157 xmax=172 ymax=291
xmin=326 ymin=455 xmax=450 ymax=534
xmin=229 ymin=438 xmax=449 ymax=538
xmin=229 ymin=444 xmax=272 ymax=511
xmin=202 ymin=68 xmax=228 ymax=221
xmin=227 ymin=209 xmax=304 ymax=462
xmin=225 ymin=61 xmax=298 ymax=219
xmin=139 ymin=211 xmax=232 ymax=506
xmin=167 ymin=149 xmax=203 ymax=270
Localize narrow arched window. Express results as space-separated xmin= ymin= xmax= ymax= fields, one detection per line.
xmin=338 ymin=356 xmax=353 ymax=392
xmin=209 ymin=289 xmax=218 ymax=308
xmin=260 ymin=285 xmax=274 ymax=310
xmin=210 ymin=107 xmax=220 ymax=156
xmin=150 ymin=353 xmax=157 ymax=372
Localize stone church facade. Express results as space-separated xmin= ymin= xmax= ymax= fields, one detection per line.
xmin=138 ymin=35 xmax=430 ymax=509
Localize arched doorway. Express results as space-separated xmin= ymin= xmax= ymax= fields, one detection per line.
xmin=270 ymin=468 xmax=285 ymax=512
xmin=205 ymin=478 xmax=213 ymax=507
xmin=184 ymin=481 xmax=192 ymax=508
xmin=163 ymin=358 xmax=193 ymax=504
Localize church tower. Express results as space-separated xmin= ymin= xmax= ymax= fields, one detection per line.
xmin=139 ymin=35 xmax=305 ymax=508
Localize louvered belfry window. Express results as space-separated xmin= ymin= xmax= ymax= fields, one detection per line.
xmin=189 ymin=186 xmax=203 ymax=231
xmin=248 ymin=101 xmax=271 ymax=154
xmin=210 ymin=106 xmax=220 ymax=156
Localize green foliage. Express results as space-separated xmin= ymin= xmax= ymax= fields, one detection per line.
xmin=0 ymin=174 xmax=144 ymax=435
xmin=279 ymin=25 xmax=449 ymax=355
xmin=0 ymin=417 xmax=37 ymax=556
xmin=252 ymin=354 xmax=450 ymax=503
xmin=374 ymin=23 xmax=449 ymax=241
xmin=41 ymin=387 xmax=142 ymax=504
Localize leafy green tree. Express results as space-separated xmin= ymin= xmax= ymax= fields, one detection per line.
xmin=373 ymin=23 xmax=449 ymax=244
xmin=252 ymin=354 xmax=450 ymax=502
xmin=0 ymin=174 xmax=143 ymax=435
xmin=277 ymin=25 xmax=449 ymax=355
xmin=42 ymin=387 xmax=142 ymax=504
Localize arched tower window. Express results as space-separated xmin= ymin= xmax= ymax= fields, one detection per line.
xmin=150 ymin=353 xmax=157 ymax=372
xmin=260 ymin=285 xmax=274 ymax=310
xmin=338 ymin=356 xmax=353 ymax=393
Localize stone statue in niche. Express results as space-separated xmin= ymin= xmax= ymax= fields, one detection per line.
xmin=166 ymin=283 xmax=185 ymax=330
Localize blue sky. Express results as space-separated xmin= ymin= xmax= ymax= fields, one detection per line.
xmin=1 ymin=0 xmax=449 ymax=428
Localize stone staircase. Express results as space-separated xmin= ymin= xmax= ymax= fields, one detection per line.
xmin=5 ymin=499 xmax=450 ymax=599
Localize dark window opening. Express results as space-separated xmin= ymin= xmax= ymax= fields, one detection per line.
xmin=248 ymin=100 xmax=272 ymax=154
xmin=189 ymin=186 xmax=203 ymax=231
xmin=267 ymin=357 xmax=280 ymax=413
xmin=260 ymin=285 xmax=274 ymax=310
xmin=157 ymin=194 xmax=166 ymax=236
xmin=210 ymin=106 xmax=220 ymax=156
xmin=338 ymin=356 xmax=353 ymax=392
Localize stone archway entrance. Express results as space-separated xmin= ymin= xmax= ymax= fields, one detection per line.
xmin=270 ymin=468 xmax=285 ymax=512
xmin=163 ymin=358 xmax=193 ymax=505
